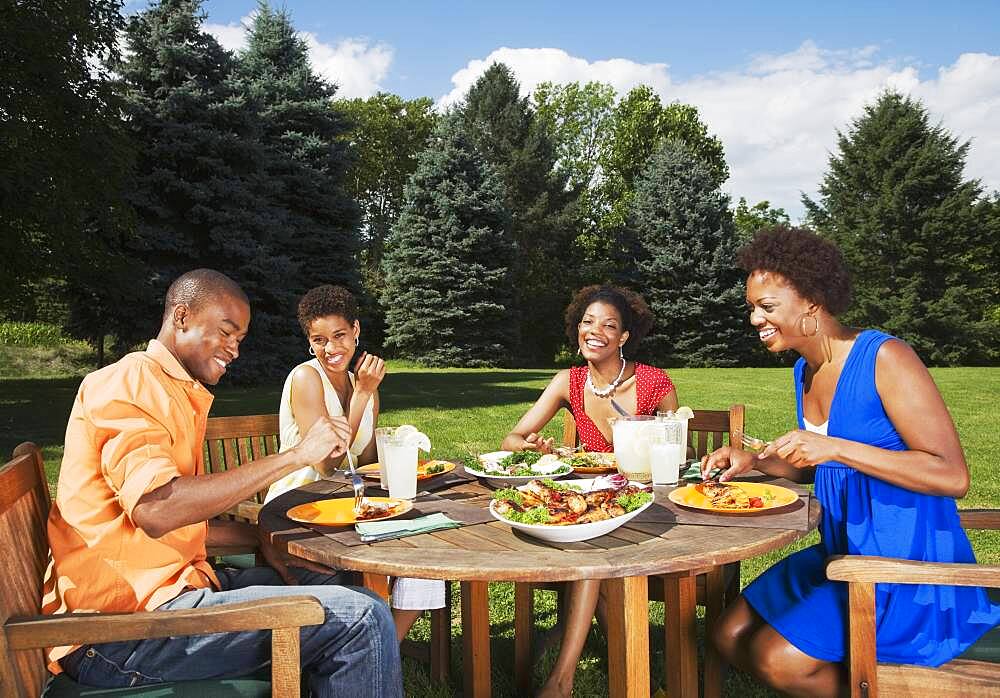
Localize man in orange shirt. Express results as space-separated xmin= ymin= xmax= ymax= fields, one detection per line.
xmin=44 ymin=269 xmax=402 ymax=696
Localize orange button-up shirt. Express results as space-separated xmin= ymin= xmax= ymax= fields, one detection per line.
xmin=42 ymin=340 xmax=220 ymax=671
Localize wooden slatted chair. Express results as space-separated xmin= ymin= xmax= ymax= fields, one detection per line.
xmin=0 ymin=442 xmax=324 ymax=698
xmin=515 ymin=405 xmax=745 ymax=698
xmin=827 ymin=509 xmax=1000 ymax=697
xmin=203 ymin=414 xmax=452 ymax=684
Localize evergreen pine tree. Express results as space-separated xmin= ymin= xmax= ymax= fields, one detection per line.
xmin=458 ymin=63 xmax=580 ymax=364
xmin=235 ymin=3 xmax=361 ymax=299
xmin=118 ymin=0 xmax=296 ymax=380
xmin=627 ymin=140 xmax=752 ymax=367
xmin=382 ymin=114 xmax=517 ymax=367
xmin=804 ymin=91 xmax=996 ymax=365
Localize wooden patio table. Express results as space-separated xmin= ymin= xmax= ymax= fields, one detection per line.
xmin=259 ymin=477 xmax=820 ymax=698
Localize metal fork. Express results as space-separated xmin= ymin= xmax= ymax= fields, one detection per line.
xmin=740 ymin=433 xmax=771 ymax=453
xmin=346 ymin=459 xmax=365 ymax=514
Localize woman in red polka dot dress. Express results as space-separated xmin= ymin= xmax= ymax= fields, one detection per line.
xmin=502 ymin=284 xmax=679 ymax=698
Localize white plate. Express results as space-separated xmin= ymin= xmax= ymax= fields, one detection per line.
xmin=469 ymin=452 xmax=574 ymax=488
xmin=489 ymin=478 xmax=654 ymax=543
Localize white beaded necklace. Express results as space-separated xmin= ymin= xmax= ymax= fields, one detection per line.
xmin=585 ymin=357 xmax=626 ymax=398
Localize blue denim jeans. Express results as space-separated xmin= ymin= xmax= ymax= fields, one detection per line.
xmin=60 ymin=566 xmax=402 ymax=698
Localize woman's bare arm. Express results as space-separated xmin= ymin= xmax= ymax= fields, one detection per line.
xmin=501 ymin=370 xmax=571 ymax=452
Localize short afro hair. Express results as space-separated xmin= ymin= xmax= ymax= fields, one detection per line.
xmin=163 ymin=269 xmax=248 ymax=320
xmin=564 ymin=285 xmax=654 ymax=359
xmin=297 ymin=285 xmax=359 ymax=335
xmin=737 ymin=226 xmax=852 ymax=316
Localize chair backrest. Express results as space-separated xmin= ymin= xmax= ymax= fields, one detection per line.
xmin=203 ymin=414 xmax=281 ymax=506
xmin=0 ymin=443 xmax=52 ymax=698
xmin=562 ymin=404 xmax=746 ymax=459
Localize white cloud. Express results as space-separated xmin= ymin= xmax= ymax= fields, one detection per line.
xmin=438 ymin=47 xmax=671 ymax=108
xmin=203 ymin=17 xmax=393 ymax=99
xmin=441 ymin=44 xmax=1000 ymax=219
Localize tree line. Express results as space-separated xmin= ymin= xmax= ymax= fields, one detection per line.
xmin=3 ymin=0 xmax=998 ymax=379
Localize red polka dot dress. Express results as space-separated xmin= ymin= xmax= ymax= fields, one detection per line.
xmin=568 ymin=363 xmax=675 ymax=452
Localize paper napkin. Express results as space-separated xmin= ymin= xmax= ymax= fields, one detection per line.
xmin=355 ymin=512 xmax=461 ymax=542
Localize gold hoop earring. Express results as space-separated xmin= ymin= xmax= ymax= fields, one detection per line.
xmin=799 ymin=314 xmax=820 ymax=337
xmin=308 ymin=346 xmax=316 ymax=356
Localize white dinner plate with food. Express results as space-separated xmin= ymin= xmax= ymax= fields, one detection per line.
xmin=489 ymin=476 xmax=654 ymax=542
xmin=464 ymin=451 xmax=574 ymax=488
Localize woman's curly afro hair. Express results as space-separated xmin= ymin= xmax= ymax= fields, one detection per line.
xmin=564 ymin=285 xmax=654 ymax=359
xmin=296 ymin=285 xmax=359 ymax=335
xmin=737 ymin=226 xmax=852 ymax=316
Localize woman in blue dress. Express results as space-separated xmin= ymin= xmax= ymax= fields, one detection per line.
xmin=701 ymin=226 xmax=1000 ymax=697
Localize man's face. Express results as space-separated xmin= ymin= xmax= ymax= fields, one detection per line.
xmin=172 ymin=293 xmax=250 ymax=385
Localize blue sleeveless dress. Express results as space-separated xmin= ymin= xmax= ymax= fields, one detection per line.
xmin=743 ymin=329 xmax=1000 ymax=666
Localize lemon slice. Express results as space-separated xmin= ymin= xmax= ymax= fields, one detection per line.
xmin=402 ymin=430 xmax=431 ymax=453
xmin=394 ymin=424 xmax=419 ymax=439
xmin=675 ymin=406 xmax=694 ymax=420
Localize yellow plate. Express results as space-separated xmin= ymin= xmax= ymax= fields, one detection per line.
xmin=286 ymin=497 xmax=413 ymax=526
xmin=668 ymin=482 xmax=800 ymax=514
xmin=559 ymin=452 xmax=618 ymax=474
xmin=357 ymin=460 xmax=456 ymax=481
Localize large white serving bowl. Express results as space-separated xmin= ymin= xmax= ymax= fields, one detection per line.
xmin=469 ymin=451 xmax=574 ymax=488
xmin=488 ymin=478 xmax=654 ymax=543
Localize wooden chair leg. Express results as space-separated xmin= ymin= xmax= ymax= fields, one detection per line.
xmin=430 ymin=582 xmax=452 ymax=684
xmin=662 ymin=571 xmax=698 ymax=698
xmin=703 ymin=565 xmax=726 ymax=698
xmin=724 ymin=560 xmax=740 ymax=606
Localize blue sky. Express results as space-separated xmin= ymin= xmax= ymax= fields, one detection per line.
xmin=130 ymin=1 xmax=1000 ymax=218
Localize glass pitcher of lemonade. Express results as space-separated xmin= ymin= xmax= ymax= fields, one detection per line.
xmin=610 ymin=415 xmax=657 ymax=483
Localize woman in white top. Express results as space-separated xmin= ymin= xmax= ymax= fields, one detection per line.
xmin=265 ymin=285 xmax=444 ymax=641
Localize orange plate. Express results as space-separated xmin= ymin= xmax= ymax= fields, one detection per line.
xmin=561 ymin=452 xmax=618 ymax=474
xmin=667 ymin=482 xmax=800 ymax=515
xmin=286 ymin=497 xmax=413 ymax=526
xmin=357 ymin=460 xmax=456 ymax=481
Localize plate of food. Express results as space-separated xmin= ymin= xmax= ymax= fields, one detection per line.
xmin=286 ymin=497 xmax=413 ymax=526
xmin=555 ymin=450 xmax=618 ymax=474
xmin=357 ymin=460 xmax=455 ymax=482
xmin=463 ymin=451 xmax=573 ymax=488
xmin=668 ymin=480 xmax=799 ymax=514
xmin=489 ymin=475 xmax=654 ymax=542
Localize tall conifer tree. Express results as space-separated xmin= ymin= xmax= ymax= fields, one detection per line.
xmin=235 ymin=3 xmax=361 ymax=298
xmin=805 ymin=91 xmax=996 ymax=364
xmin=118 ymin=0 xmax=295 ymax=380
xmin=459 ymin=63 xmax=579 ymax=364
xmin=383 ymin=115 xmax=517 ymax=366
xmin=627 ymin=140 xmax=751 ymax=367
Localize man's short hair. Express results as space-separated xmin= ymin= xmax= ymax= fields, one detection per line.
xmin=163 ymin=269 xmax=249 ymax=320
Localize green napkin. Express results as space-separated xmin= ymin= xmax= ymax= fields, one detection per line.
xmin=681 ymin=460 xmax=708 ymax=481
xmin=355 ymin=513 xmax=461 ymax=542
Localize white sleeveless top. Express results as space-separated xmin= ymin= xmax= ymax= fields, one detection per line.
xmin=264 ymin=359 xmax=375 ymax=503
xmin=803 ymin=416 xmax=829 ymax=435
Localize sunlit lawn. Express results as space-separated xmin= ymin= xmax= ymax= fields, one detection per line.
xmin=2 ymin=353 xmax=998 ymax=696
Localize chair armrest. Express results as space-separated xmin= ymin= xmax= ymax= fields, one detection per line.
xmin=960 ymin=509 xmax=1000 ymax=530
xmin=827 ymin=555 xmax=1000 ymax=588
xmin=4 ymin=596 xmax=325 ymax=651
xmin=223 ymin=499 xmax=262 ymax=524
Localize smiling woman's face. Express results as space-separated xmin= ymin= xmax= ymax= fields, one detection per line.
xmin=745 ymin=270 xmax=816 ymax=353
xmin=307 ymin=314 xmax=359 ymax=373
xmin=578 ymin=301 xmax=628 ymax=363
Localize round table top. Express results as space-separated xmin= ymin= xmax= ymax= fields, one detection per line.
xmin=259 ymin=477 xmax=821 ymax=583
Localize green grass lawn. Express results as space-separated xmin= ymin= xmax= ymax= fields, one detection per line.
xmin=2 ymin=353 xmax=999 ymax=696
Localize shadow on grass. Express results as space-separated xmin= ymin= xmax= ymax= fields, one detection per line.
xmin=0 ymin=377 xmax=83 ymax=455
